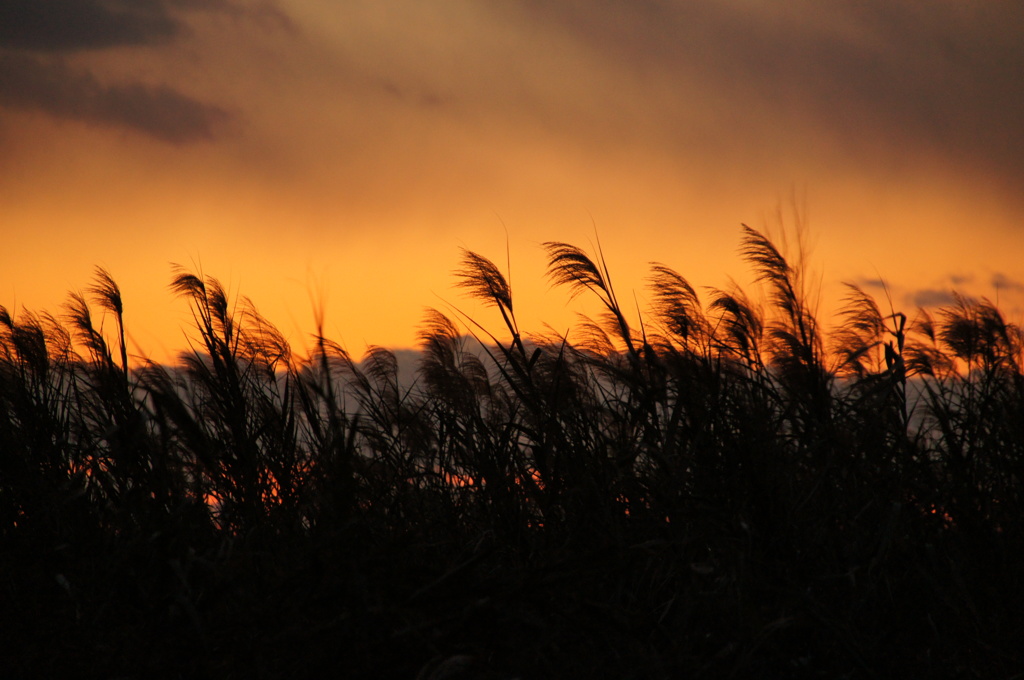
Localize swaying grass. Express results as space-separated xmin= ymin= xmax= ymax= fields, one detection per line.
xmin=2 ymin=227 xmax=1022 ymax=678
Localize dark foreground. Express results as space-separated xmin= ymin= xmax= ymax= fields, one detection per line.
xmin=3 ymin=230 xmax=1022 ymax=677
xmin=7 ymin=511 xmax=1022 ymax=679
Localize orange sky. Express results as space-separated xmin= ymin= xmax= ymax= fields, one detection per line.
xmin=2 ymin=1 xmax=1023 ymax=364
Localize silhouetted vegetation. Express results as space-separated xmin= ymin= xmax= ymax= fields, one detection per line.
xmin=3 ymin=227 xmax=1021 ymax=678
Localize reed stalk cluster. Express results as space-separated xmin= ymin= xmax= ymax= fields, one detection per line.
xmin=3 ymin=227 xmax=1021 ymax=678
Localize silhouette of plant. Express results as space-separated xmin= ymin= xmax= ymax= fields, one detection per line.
xmin=2 ymin=228 xmax=1021 ymax=679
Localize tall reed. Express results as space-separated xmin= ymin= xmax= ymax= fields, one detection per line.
xmin=3 ymin=227 xmax=1021 ymax=678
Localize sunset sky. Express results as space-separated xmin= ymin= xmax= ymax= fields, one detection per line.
xmin=2 ymin=0 xmax=1023 ymax=363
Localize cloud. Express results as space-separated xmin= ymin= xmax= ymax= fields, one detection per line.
xmin=375 ymin=77 xmax=450 ymax=110
xmin=503 ymin=0 xmax=1024 ymax=185
xmin=0 ymin=0 xmax=289 ymax=143
xmin=854 ymin=277 xmax=889 ymax=290
xmin=909 ymin=288 xmax=956 ymax=309
xmin=896 ymin=272 xmax=1024 ymax=311
xmin=992 ymin=273 xmax=1024 ymax=292
xmin=0 ymin=0 xmax=182 ymax=52
xmin=0 ymin=51 xmax=229 ymax=143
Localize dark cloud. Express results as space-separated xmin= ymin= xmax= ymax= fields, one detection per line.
xmin=0 ymin=0 xmax=289 ymax=143
xmin=0 ymin=0 xmax=182 ymax=52
xmin=909 ymin=288 xmax=956 ymax=309
xmin=0 ymin=52 xmax=228 ymax=143
xmin=377 ymin=78 xmax=450 ymax=109
xmin=855 ymin=277 xmax=888 ymax=290
xmin=992 ymin=273 xmax=1024 ymax=292
xmin=0 ymin=0 xmax=292 ymax=52
xmin=508 ymin=0 xmax=1024 ymax=185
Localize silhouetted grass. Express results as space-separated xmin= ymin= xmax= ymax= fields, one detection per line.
xmin=2 ymin=227 xmax=1022 ymax=678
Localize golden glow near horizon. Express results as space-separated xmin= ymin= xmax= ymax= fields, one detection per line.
xmin=2 ymin=1 xmax=1023 ymax=364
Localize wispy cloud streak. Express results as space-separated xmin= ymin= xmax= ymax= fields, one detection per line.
xmin=0 ymin=0 xmax=271 ymax=143
xmin=0 ymin=52 xmax=228 ymax=143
